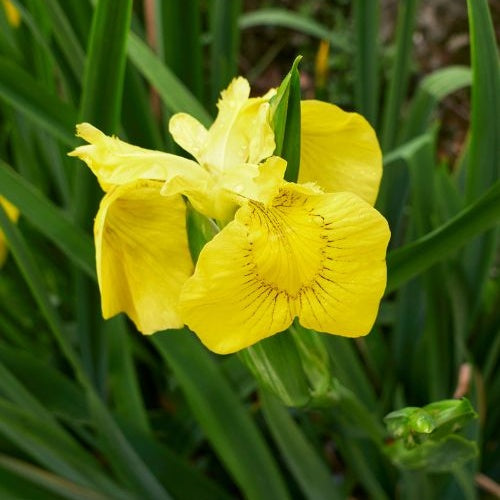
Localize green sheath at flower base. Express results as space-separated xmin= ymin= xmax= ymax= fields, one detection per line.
xmin=240 ymin=333 xmax=310 ymax=407
xmin=290 ymin=322 xmax=332 ymax=399
xmin=69 ymin=70 xmax=389 ymax=355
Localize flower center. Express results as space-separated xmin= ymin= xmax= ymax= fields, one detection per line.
xmin=244 ymin=189 xmax=327 ymax=299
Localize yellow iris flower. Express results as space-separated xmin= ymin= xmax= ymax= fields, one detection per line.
xmin=0 ymin=196 xmax=19 ymax=267
xmin=69 ymin=77 xmax=390 ymax=354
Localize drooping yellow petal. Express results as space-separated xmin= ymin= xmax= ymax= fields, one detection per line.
xmin=180 ymin=184 xmax=390 ymax=354
xmin=299 ymin=100 xmax=382 ymax=205
xmin=69 ymin=123 xmax=201 ymax=191
xmin=294 ymin=191 xmax=389 ymax=336
xmin=95 ymin=180 xmax=193 ymax=334
xmin=0 ymin=197 xmax=19 ymax=267
xmin=170 ymin=77 xmax=275 ymax=173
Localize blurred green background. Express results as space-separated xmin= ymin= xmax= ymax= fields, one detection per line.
xmin=0 ymin=0 xmax=498 ymax=498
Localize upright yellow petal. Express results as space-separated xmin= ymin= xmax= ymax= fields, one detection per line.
xmin=169 ymin=113 xmax=209 ymax=164
xmin=95 ymin=180 xmax=193 ymax=334
xmin=0 ymin=197 xmax=19 ymax=267
xmin=242 ymin=99 xmax=276 ymax=165
xmin=202 ymin=77 xmax=251 ymax=170
xmin=170 ymin=78 xmax=275 ymax=173
xmin=69 ymin=123 xmax=201 ymax=191
xmin=180 ymin=184 xmax=389 ymax=354
xmin=299 ymin=100 xmax=382 ymax=205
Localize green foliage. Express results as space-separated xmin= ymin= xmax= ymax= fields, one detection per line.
xmin=385 ymin=398 xmax=477 ymax=450
xmin=0 ymin=1 xmax=498 ymax=498
xmin=384 ymin=398 xmax=479 ymax=475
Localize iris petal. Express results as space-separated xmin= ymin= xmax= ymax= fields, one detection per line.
xmin=170 ymin=77 xmax=275 ymax=173
xmin=180 ymin=184 xmax=389 ymax=353
xmin=169 ymin=113 xmax=209 ymax=164
xmin=95 ymin=180 xmax=193 ymax=334
xmin=69 ymin=123 xmax=201 ymax=191
xmin=299 ymin=100 xmax=382 ymax=205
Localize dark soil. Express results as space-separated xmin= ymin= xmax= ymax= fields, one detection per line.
xmin=240 ymin=0 xmax=499 ymax=165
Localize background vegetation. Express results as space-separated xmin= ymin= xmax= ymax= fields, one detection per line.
xmin=0 ymin=0 xmax=498 ymax=498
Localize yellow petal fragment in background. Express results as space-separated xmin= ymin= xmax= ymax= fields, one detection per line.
xmin=180 ymin=184 xmax=390 ymax=354
xmin=0 ymin=196 xmax=19 ymax=267
xmin=69 ymin=123 xmax=200 ymax=191
xmin=315 ymin=40 xmax=330 ymax=89
xmin=170 ymin=77 xmax=275 ymax=172
xmin=299 ymin=100 xmax=382 ymax=205
xmin=95 ymin=180 xmax=193 ymax=334
xmin=2 ymin=0 xmax=21 ymax=27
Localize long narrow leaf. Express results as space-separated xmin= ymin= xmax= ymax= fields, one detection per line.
xmin=44 ymin=0 xmax=85 ymax=80
xmin=0 ymin=398 xmax=132 ymax=498
xmin=401 ymin=66 xmax=471 ymax=142
xmin=463 ymin=0 xmax=500 ymax=308
xmin=78 ymin=0 xmax=131 ymax=130
xmin=465 ymin=0 xmax=499 ymax=201
xmin=353 ymin=0 xmax=380 ymax=126
xmin=105 ymin=317 xmax=150 ymax=435
xmin=380 ymin=0 xmax=419 ymax=150
xmin=0 ymin=160 xmax=95 ymax=279
xmin=121 ymin=62 xmax=164 ymax=150
xmin=153 ymin=330 xmax=290 ymax=500
xmin=158 ymin=0 xmax=203 ymax=101
xmin=239 ymin=9 xmax=349 ymax=52
xmin=119 ymin=422 xmax=233 ymax=500
xmin=387 ymin=181 xmax=500 ymax=293
xmin=0 ymin=455 xmax=108 ymax=500
xmin=74 ymin=0 xmax=132 ymax=225
xmin=261 ymin=390 xmax=343 ymax=500
xmin=0 ymin=345 xmax=88 ymax=422
xmin=127 ymin=33 xmax=212 ymax=126
xmin=87 ymin=391 xmax=172 ymax=500
xmin=0 ymin=197 xmax=88 ymax=382
xmin=210 ymin=0 xmax=241 ymax=106
xmin=406 ymin=133 xmax=450 ymax=399
xmin=0 ymin=57 xmax=77 ymax=145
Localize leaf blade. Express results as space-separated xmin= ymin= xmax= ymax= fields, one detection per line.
xmin=153 ymin=330 xmax=290 ymax=500
xmin=387 ymin=181 xmax=500 ymax=293
xmin=0 ymin=160 xmax=95 ymax=279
